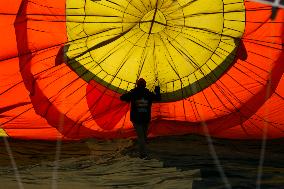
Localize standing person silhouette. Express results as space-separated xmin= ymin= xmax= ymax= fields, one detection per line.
xmin=120 ymin=78 xmax=161 ymax=158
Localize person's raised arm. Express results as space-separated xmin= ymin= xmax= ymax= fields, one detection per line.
xmin=153 ymin=86 xmax=161 ymax=101
xmin=120 ymin=90 xmax=132 ymax=102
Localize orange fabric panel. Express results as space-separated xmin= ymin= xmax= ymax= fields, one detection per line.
xmin=0 ymin=58 xmax=63 ymax=140
xmin=0 ymin=0 xmax=21 ymax=59
xmin=0 ymin=0 xmax=63 ymax=140
xmin=215 ymin=77 xmax=284 ymax=139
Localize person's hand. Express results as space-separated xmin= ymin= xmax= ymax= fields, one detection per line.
xmin=154 ymin=86 xmax=160 ymax=93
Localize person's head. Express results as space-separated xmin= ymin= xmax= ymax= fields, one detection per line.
xmin=136 ymin=78 xmax=146 ymax=88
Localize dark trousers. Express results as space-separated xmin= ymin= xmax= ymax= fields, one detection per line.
xmin=133 ymin=122 xmax=149 ymax=156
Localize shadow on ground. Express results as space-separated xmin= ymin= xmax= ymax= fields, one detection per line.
xmin=0 ymin=135 xmax=284 ymax=188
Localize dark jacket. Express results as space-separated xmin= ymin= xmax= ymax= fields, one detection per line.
xmin=120 ymin=86 xmax=161 ymax=123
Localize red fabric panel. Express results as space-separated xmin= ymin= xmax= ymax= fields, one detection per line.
xmin=87 ymin=80 xmax=129 ymax=130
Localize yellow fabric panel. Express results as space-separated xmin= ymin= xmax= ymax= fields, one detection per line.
xmin=0 ymin=128 xmax=8 ymax=137
xmin=66 ymin=0 xmax=245 ymax=98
